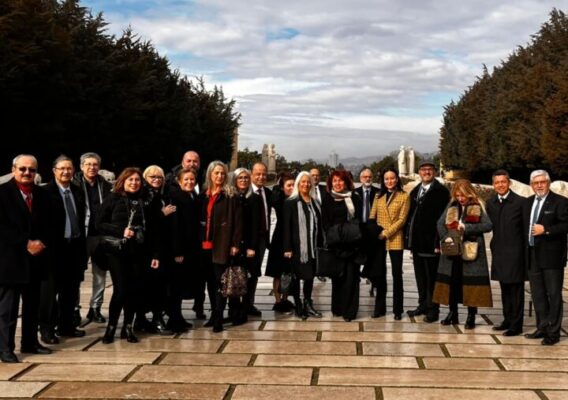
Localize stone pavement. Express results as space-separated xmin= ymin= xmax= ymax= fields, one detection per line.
xmin=3 ymin=240 xmax=568 ymax=399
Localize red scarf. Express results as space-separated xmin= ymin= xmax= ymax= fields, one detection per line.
xmin=202 ymin=191 xmax=220 ymax=250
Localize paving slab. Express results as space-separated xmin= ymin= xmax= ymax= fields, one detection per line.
xmin=232 ymin=384 xmax=376 ymax=400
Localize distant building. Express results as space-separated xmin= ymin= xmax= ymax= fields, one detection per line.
xmin=329 ymin=150 xmax=339 ymax=168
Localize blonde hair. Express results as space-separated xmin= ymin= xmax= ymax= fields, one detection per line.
xmin=143 ymin=165 xmax=165 ymax=181
xmin=450 ymin=179 xmax=484 ymax=208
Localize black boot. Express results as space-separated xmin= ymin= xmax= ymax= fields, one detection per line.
xmin=120 ymin=324 xmax=139 ymax=343
xmin=304 ymin=299 xmax=322 ymax=318
xmin=102 ymin=325 xmax=116 ymax=344
xmin=464 ymin=308 xmax=477 ymax=330
xmin=440 ymin=311 xmax=459 ymax=325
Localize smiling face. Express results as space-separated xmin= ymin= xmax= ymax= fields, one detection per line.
xmin=531 ymin=174 xmax=550 ymax=197
xmin=492 ymin=174 xmax=510 ymax=196
xmin=418 ymin=165 xmax=435 ymax=184
xmin=252 ymin=163 xmax=267 ymax=187
xmin=211 ymin=165 xmax=226 ymax=189
xmin=299 ymin=175 xmax=312 ymax=197
xmin=81 ymin=157 xmax=100 ymax=182
xmin=332 ymin=176 xmax=346 ymax=192
xmin=383 ymin=171 xmax=398 ymax=191
xmin=236 ymin=171 xmax=250 ymax=192
xmin=145 ymin=169 xmax=164 ymax=189
xmin=53 ymin=160 xmax=74 ymax=186
xmin=178 ymin=171 xmax=196 ymax=192
xmin=13 ymin=156 xmax=38 ymax=186
xmin=124 ymin=173 xmax=142 ymax=194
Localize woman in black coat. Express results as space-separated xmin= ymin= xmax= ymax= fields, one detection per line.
xmin=321 ymin=170 xmax=363 ymax=322
xmin=96 ymin=167 xmax=161 ymax=344
xmin=169 ymin=168 xmax=201 ymax=332
xmin=265 ymin=172 xmax=296 ymax=312
xmin=283 ymin=171 xmax=323 ymax=319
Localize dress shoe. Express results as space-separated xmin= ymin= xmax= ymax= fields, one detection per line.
xmin=407 ymin=308 xmax=425 ymax=317
xmin=372 ymin=312 xmax=385 ymax=318
xmin=120 ymin=325 xmax=139 ymax=343
xmin=0 ymin=351 xmax=19 ymax=363
xmin=394 ymin=313 xmax=402 ymax=321
xmin=86 ymin=307 xmax=106 ymax=323
xmin=21 ymin=344 xmax=52 ymax=354
xmin=102 ymin=325 xmax=116 ymax=344
xmin=193 ymin=307 xmax=207 ymax=320
xmin=73 ymin=307 xmax=82 ymax=327
xmin=503 ymin=329 xmax=522 ymax=337
xmin=492 ymin=323 xmax=509 ymax=331
xmin=525 ymin=330 xmax=545 ymax=339
xmin=304 ymin=299 xmax=322 ymax=318
xmin=40 ymin=331 xmax=60 ymax=345
xmin=440 ymin=311 xmax=459 ymax=325
xmin=204 ymin=319 xmax=214 ymax=328
xmin=542 ymin=336 xmax=560 ymax=346
xmin=58 ymin=328 xmax=86 ymax=338
xmin=247 ymin=306 xmax=262 ymax=317
xmin=423 ymin=314 xmax=439 ymax=323
xmin=464 ymin=313 xmax=476 ymax=330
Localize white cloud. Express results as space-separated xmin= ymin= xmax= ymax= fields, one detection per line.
xmin=86 ymin=0 xmax=562 ymax=161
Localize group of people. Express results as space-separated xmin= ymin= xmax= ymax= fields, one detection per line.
xmin=0 ymin=152 xmax=566 ymax=364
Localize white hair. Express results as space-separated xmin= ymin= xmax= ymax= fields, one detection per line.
xmin=289 ymin=171 xmax=315 ymax=200
xmin=530 ymin=169 xmax=550 ymax=183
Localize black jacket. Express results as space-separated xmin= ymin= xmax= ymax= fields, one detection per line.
xmin=523 ymin=191 xmax=568 ymax=269
xmin=405 ymin=179 xmax=450 ymax=254
xmin=486 ymin=191 xmax=527 ymax=283
xmin=72 ymin=173 xmax=112 ymax=237
xmin=170 ymin=189 xmax=201 ymax=259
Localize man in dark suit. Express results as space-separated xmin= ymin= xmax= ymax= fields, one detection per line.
xmin=0 ymin=155 xmax=52 ymax=362
xmin=39 ymin=156 xmax=88 ymax=344
xmin=405 ymin=160 xmax=449 ymax=322
xmin=356 ymin=168 xmax=379 ymax=287
xmin=310 ymin=168 xmax=326 ymax=205
xmin=248 ymin=162 xmax=272 ymax=316
xmin=486 ymin=170 xmax=527 ymax=336
xmin=73 ymin=152 xmax=112 ymax=325
xmin=524 ymin=169 xmax=568 ymax=345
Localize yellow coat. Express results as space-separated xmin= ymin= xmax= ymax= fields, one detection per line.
xmin=369 ymin=190 xmax=410 ymax=250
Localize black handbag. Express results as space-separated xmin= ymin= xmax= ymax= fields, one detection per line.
xmin=316 ymin=247 xmax=344 ymax=278
xmin=278 ymin=272 xmax=293 ymax=295
xmin=326 ymin=220 xmax=362 ymax=247
xmin=98 ymin=235 xmax=126 ymax=255
xmin=440 ymin=229 xmax=463 ymax=257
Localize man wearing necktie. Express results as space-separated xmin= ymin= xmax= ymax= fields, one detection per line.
xmin=356 ymin=168 xmax=378 ymax=285
xmin=405 ymin=160 xmax=449 ymax=322
xmin=486 ymin=170 xmax=527 ymax=337
xmin=248 ymin=162 xmax=272 ymax=316
xmin=523 ymin=170 xmax=568 ymax=345
xmin=0 ymin=155 xmax=52 ymax=362
xmin=310 ymin=168 xmax=326 ymax=206
xmin=40 ymin=156 xmax=87 ymax=344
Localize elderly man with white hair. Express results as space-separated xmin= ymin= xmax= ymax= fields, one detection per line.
xmin=524 ymin=169 xmax=568 ymax=346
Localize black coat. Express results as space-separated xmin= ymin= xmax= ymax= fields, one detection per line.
xmin=72 ymin=173 xmax=112 ymax=237
xmin=523 ymin=191 xmax=568 ymax=269
xmin=45 ymin=182 xmax=88 ymax=277
xmin=0 ymin=179 xmax=51 ymax=284
xmin=405 ymin=179 xmax=449 ymax=254
xmin=266 ymin=188 xmax=288 ymax=276
xmin=486 ymin=191 xmax=527 ymax=283
xmin=236 ymin=192 xmax=260 ymax=252
xmin=282 ymin=197 xmax=323 ymax=277
xmin=355 ymin=185 xmax=379 ymax=222
xmin=170 ymin=189 xmax=201 ymax=260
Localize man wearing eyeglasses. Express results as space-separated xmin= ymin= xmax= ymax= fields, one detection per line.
xmin=0 ymin=155 xmax=53 ymax=362
xmin=39 ymin=156 xmax=88 ymax=345
xmin=523 ymin=170 xmax=568 ymax=345
xmin=72 ymin=153 xmax=112 ymax=326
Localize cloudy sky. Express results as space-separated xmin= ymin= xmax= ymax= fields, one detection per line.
xmin=83 ymin=0 xmax=561 ymax=161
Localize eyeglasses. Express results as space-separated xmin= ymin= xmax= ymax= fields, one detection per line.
xmin=83 ymin=163 xmax=99 ymax=168
xmin=148 ymin=176 xmax=164 ymax=180
xmin=237 ymin=176 xmax=250 ymax=180
xmin=54 ymin=167 xmax=73 ymax=171
xmin=17 ymin=167 xmax=37 ymax=173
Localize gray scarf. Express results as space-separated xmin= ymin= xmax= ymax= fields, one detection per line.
xmin=297 ymin=199 xmax=319 ymax=263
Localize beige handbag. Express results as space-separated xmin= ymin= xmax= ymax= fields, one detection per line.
xmin=462 ymin=240 xmax=479 ymax=261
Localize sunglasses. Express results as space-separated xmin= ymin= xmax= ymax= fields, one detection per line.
xmin=17 ymin=167 xmax=37 ymax=173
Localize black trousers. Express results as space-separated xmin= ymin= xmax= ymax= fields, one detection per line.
xmin=331 ymin=259 xmax=360 ymax=320
xmin=0 ymin=280 xmax=41 ymax=352
xmin=412 ymin=252 xmax=440 ymax=317
xmin=201 ymin=250 xmax=236 ymax=325
xmin=373 ymin=250 xmax=404 ymax=315
xmin=107 ymin=252 xmax=145 ymax=327
xmin=246 ymin=236 xmax=267 ymax=308
xmin=499 ymin=281 xmax=525 ymax=332
xmin=528 ymin=249 xmax=563 ymax=339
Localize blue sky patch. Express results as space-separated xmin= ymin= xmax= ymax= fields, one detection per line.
xmin=266 ymin=27 xmax=300 ymax=41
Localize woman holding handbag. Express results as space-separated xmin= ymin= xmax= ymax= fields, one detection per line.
xmin=433 ymin=179 xmax=493 ymax=329
xmin=369 ymin=168 xmax=410 ymax=320
xmin=199 ymin=161 xmax=242 ymax=332
xmin=283 ymin=171 xmax=324 ymax=319
xmin=321 ymin=170 xmax=363 ymax=322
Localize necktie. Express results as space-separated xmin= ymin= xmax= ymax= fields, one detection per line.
xmin=419 ymin=186 xmax=426 ymax=199
xmin=529 ymin=197 xmax=542 ymax=246
xmin=363 ymin=189 xmax=369 ymax=222
xmin=25 ymin=194 xmax=32 ymax=212
xmin=64 ymin=189 xmax=81 ymax=238
xmin=257 ymin=188 xmax=267 ymax=232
